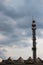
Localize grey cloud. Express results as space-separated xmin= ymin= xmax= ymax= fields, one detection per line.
xmin=0 ymin=1 xmax=25 ymax=19
xmin=0 ymin=50 xmax=6 ymax=60
xmin=0 ymin=22 xmax=13 ymax=33
xmin=0 ymin=0 xmax=43 ymax=26
xmin=0 ymin=14 xmax=32 ymax=47
xmin=0 ymin=0 xmax=43 ymax=48
xmin=16 ymin=16 xmax=32 ymax=29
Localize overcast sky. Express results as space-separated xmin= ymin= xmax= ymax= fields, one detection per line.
xmin=0 ymin=0 xmax=43 ymax=60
